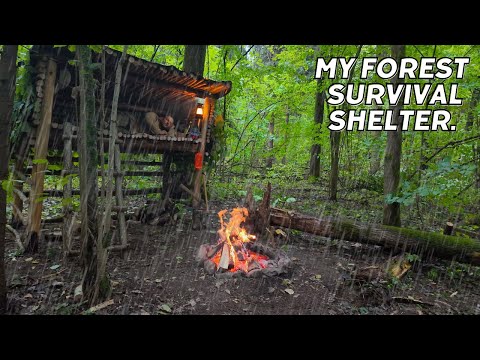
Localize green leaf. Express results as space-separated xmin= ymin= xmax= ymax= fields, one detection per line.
xmin=253 ymin=195 xmax=262 ymax=202
xmin=32 ymin=158 xmax=49 ymax=165
xmin=285 ymin=197 xmax=296 ymax=203
xmin=159 ymin=304 xmax=172 ymax=313
xmin=359 ymin=307 xmax=369 ymax=315
xmin=1 ymin=179 xmax=12 ymax=193
xmin=88 ymin=45 xmax=103 ymax=53
xmin=47 ymin=164 xmax=63 ymax=171
xmin=50 ymin=264 xmax=61 ymax=270
xmin=61 ymin=197 xmax=74 ymax=207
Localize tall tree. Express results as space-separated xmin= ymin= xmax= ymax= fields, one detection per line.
xmin=329 ymin=45 xmax=362 ymax=200
xmin=383 ymin=45 xmax=406 ymax=226
xmin=467 ymin=88 xmax=480 ymax=188
xmin=0 ymin=45 xmax=18 ymax=314
xmin=77 ymin=45 xmax=100 ymax=304
xmin=183 ymin=45 xmax=207 ymax=75
xmin=183 ymin=45 xmax=207 ymax=229
xmin=267 ymin=115 xmax=274 ymax=168
xmin=282 ymin=107 xmax=289 ymax=164
xmin=167 ymin=45 xmax=208 ymax=202
xmin=309 ymin=78 xmax=325 ymax=177
xmin=368 ymin=45 xmax=388 ymax=176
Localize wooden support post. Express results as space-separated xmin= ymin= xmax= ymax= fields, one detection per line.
xmin=203 ymin=173 xmax=209 ymax=212
xmin=192 ymin=98 xmax=212 ymax=229
xmin=12 ymin=162 xmax=25 ymax=228
xmin=114 ymin=144 xmax=127 ymax=253
xmin=11 ymin=137 xmax=29 ymax=229
xmin=24 ymin=58 xmax=57 ymax=253
xmin=62 ymin=122 xmax=74 ymax=256
xmin=162 ymin=153 xmax=173 ymax=199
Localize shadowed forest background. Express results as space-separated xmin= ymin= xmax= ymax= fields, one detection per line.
xmin=0 ymin=45 xmax=479 ymax=315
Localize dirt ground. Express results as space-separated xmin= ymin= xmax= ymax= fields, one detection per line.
xmin=4 ymin=199 xmax=480 ymax=315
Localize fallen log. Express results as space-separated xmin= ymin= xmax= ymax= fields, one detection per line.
xmin=269 ymin=208 xmax=480 ymax=266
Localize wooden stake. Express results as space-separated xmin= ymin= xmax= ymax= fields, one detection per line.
xmin=180 ymin=183 xmax=204 ymax=205
xmin=11 ymin=136 xmax=29 ymax=228
xmin=192 ymin=97 xmax=212 ymax=209
xmin=24 ymin=58 xmax=57 ymax=253
xmin=114 ymin=144 xmax=128 ymax=253
xmin=203 ymin=172 xmax=209 ymax=212
xmin=62 ymin=122 xmax=74 ymax=256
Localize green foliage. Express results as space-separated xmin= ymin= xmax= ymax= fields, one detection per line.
xmin=405 ymin=253 xmax=421 ymax=263
xmin=272 ymin=196 xmax=296 ymax=208
xmin=446 ymin=261 xmax=480 ymax=280
xmin=427 ymin=268 xmax=439 ymax=281
xmin=32 ymin=158 xmax=48 ymax=165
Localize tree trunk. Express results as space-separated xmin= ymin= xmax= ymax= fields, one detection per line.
xmin=77 ymin=45 xmax=100 ymax=304
xmin=467 ymin=88 xmax=480 ymax=188
xmin=282 ymin=108 xmax=289 ymax=164
xmin=183 ymin=45 xmax=207 ymax=75
xmin=329 ymin=130 xmax=341 ymax=200
xmin=383 ymin=45 xmax=406 ymax=226
xmin=269 ymin=208 xmax=480 ymax=266
xmin=309 ymin=78 xmax=325 ymax=177
xmin=368 ymin=46 xmax=387 ymax=177
xmin=94 ymin=45 xmax=128 ymax=305
xmin=368 ymin=130 xmax=382 ymax=176
xmin=329 ymin=45 xmax=362 ymax=200
xmin=266 ymin=116 xmax=274 ymax=168
xmin=24 ymin=58 xmax=57 ymax=253
xmin=0 ymin=45 xmax=18 ymax=314
xmin=175 ymin=45 xmax=207 ymax=205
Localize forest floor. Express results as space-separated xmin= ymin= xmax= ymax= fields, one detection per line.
xmin=4 ymin=178 xmax=480 ymax=315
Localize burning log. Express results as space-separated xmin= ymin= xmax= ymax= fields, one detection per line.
xmin=207 ymin=241 xmax=225 ymax=259
xmin=218 ymin=243 xmax=231 ymax=271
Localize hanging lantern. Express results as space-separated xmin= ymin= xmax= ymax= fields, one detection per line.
xmin=195 ymin=97 xmax=205 ymax=127
xmin=196 ymin=104 xmax=204 ymax=117
xmin=194 ymin=152 xmax=203 ymax=170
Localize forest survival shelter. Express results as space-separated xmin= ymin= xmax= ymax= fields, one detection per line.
xmin=11 ymin=45 xmax=232 ymax=250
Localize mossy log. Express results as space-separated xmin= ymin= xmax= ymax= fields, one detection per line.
xmin=270 ymin=208 xmax=480 ymax=265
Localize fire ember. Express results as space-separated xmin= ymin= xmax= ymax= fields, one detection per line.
xmin=196 ymin=208 xmax=292 ymax=278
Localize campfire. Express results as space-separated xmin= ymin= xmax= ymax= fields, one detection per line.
xmin=196 ymin=208 xmax=292 ymax=278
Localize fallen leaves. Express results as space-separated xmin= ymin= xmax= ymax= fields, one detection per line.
xmin=284 ymin=288 xmax=295 ymax=295
xmin=389 ymin=257 xmax=412 ymax=279
xmin=158 ymin=304 xmax=172 ymax=314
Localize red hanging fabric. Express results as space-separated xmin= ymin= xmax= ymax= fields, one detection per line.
xmin=194 ymin=152 xmax=203 ymax=170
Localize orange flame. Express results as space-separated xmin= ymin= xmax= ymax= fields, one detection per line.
xmin=212 ymin=208 xmax=267 ymax=273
